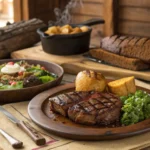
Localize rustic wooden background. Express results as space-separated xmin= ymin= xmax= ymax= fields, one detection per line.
xmin=118 ymin=0 xmax=150 ymax=37
xmin=13 ymin=0 xmax=150 ymax=46
xmin=70 ymin=0 xmax=105 ymax=45
xmin=70 ymin=0 xmax=150 ymax=44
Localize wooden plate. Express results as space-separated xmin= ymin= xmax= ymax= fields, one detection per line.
xmin=0 ymin=59 xmax=64 ymax=103
xmin=28 ymin=83 xmax=150 ymax=140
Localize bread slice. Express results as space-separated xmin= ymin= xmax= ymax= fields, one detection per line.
xmin=89 ymin=48 xmax=150 ymax=71
xmin=108 ymin=76 xmax=136 ymax=96
xmin=121 ymin=38 xmax=150 ymax=63
xmin=101 ymin=35 xmax=150 ymax=63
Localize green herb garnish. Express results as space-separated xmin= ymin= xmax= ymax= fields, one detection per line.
xmin=121 ymin=90 xmax=150 ymax=126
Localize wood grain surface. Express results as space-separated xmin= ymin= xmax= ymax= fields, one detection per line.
xmin=120 ymin=0 xmax=150 ymax=7
xmin=118 ymin=0 xmax=150 ymax=37
xmin=0 ymin=19 xmax=45 ymax=59
xmin=71 ymin=0 xmax=104 ymax=43
xmin=11 ymin=45 xmax=150 ymax=82
xmin=103 ymin=0 xmax=117 ymax=36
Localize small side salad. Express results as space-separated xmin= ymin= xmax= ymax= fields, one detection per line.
xmin=0 ymin=61 xmax=57 ymax=90
xmin=120 ymin=90 xmax=150 ymax=126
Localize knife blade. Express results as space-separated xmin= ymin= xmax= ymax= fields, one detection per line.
xmin=0 ymin=106 xmax=46 ymax=146
xmin=83 ymin=53 xmax=102 ymax=63
xmin=83 ymin=53 xmax=115 ymax=66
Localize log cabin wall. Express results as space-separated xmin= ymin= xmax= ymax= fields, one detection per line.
xmin=14 ymin=0 xmax=67 ymax=24
xmin=14 ymin=0 xmax=150 ymax=45
xmin=118 ymin=0 xmax=150 ymax=37
xmin=68 ymin=0 xmax=150 ymax=44
xmin=72 ymin=0 xmax=104 ymax=46
xmin=71 ymin=0 xmax=105 ymax=46
xmin=13 ymin=0 xmax=106 ymax=46
xmin=53 ymin=0 xmax=105 ymax=46
xmin=26 ymin=0 xmax=60 ymax=23
xmin=54 ymin=0 xmax=105 ymax=46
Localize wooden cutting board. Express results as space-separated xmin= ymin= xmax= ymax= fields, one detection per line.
xmin=11 ymin=45 xmax=150 ymax=81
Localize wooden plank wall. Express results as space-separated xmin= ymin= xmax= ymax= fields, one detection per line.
xmin=118 ymin=0 xmax=150 ymax=37
xmin=69 ymin=0 xmax=150 ymax=40
xmin=71 ymin=0 xmax=104 ymax=46
xmin=28 ymin=0 xmax=60 ymax=23
xmin=14 ymin=0 xmax=60 ymax=23
xmin=14 ymin=0 xmax=150 ymax=41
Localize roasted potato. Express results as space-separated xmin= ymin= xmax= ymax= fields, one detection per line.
xmin=60 ymin=24 xmax=73 ymax=34
xmin=61 ymin=28 xmax=70 ymax=34
xmin=75 ymin=70 xmax=107 ymax=92
xmin=45 ymin=24 xmax=89 ymax=35
xmin=45 ymin=26 xmax=60 ymax=34
xmin=70 ymin=27 xmax=82 ymax=34
xmin=108 ymin=76 xmax=136 ymax=96
xmin=80 ymin=26 xmax=89 ymax=32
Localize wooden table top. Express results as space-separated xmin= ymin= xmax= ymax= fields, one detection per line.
xmin=0 ymin=74 xmax=150 ymax=150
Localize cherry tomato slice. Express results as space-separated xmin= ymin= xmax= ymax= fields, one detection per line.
xmin=41 ymin=66 xmax=46 ymax=70
xmin=18 ymin=72 xmax=23 ymax=76
xmin=7 ymin=62 xmax=14 ymax=65
xmin=9 ymin=81 xmax=13 ymax=85
xmin=11 ymin=81 xmax=17 ymax=86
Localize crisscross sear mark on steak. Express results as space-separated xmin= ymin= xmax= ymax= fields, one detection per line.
xmin=49 ymin=91 xmax=122 ymax=126
xmin=49 ymin=91 xmax=92 ymax=117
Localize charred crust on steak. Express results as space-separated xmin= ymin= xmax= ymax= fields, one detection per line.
xmin=49 ymin=91 xmax=92 ymax=117
xmin=49 ymin=91 xmax=122 ymax=126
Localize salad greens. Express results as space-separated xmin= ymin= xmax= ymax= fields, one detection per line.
xmin=0 ymin=81 xmax=23 ymax=90
xmin=0 ymin=61 xmax=57 ymax=90
xmin=120 ymin=90 xmax=150 ymax=126
xmin=26 ymin=65 xmax=57 ymax=78
xmin=39 ymin=76 xmax=55 ymax=83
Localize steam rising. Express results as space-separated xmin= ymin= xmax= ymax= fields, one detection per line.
xmin=54 ymin=0 xmax=83 ymax=25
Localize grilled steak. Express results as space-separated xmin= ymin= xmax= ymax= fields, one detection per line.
xmin=49 ymin=91 xmax=92 ymax=117
xmin=49 ymin=91 xmax=122 ymax=125
xmin=68 ymin=92 xmax=122 ymax=125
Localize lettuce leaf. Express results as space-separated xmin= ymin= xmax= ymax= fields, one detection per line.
xmin=0 ymin=81 xmax=23 ymax=90
xmin=39 ymin=76 xmax=55 ymax=83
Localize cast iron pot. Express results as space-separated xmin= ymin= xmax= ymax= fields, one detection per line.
xmin=37 ymin=18 xmax=105 ymax=55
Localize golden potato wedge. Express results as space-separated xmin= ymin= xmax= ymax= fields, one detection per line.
xmin=80 ymin=26 xmax=89 ymax=32
xmin=125 ymin=77 xmax=136 ymax=94
xmin=108 ymin=76 xmax=136 ymax=96
xmin=45 ymin=26 xmax=60 ymax=34
xmin=70 ymin=27 xmax=82 ymax=34
xmin=60 ymin=24 xmax=73 ymax=34
xmin=61 ymin=28 xmax=70 ymax=34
